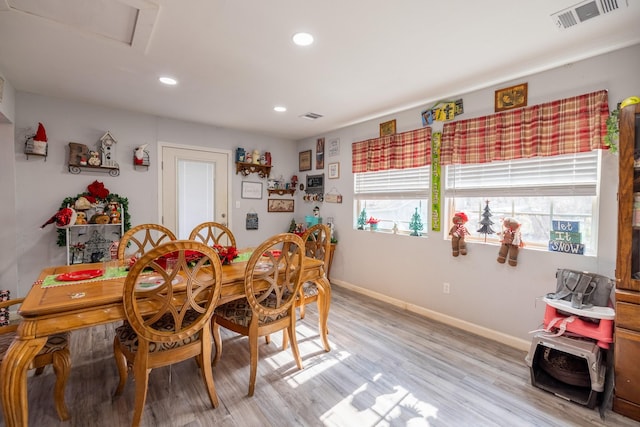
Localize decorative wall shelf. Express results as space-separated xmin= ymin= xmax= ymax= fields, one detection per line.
xmin=25 ymin=139 xmax=48 ymax=161
xmin=235 ymin=162 xmax=271 ymax=178
xmin=267 ymin=188 xmax=295 ymax=196
xmin=68 ymin=164 xmax=120 ymax=176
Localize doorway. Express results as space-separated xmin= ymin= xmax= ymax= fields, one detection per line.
xmin=160 ymin=144 xmax=231 ymax=239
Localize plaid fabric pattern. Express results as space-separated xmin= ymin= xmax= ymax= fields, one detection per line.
xmin=352 ymin=127 xmax=432 ymax=173
xmin=0 ymin=290 xmax=9 ymax=327
xmin=441 ymin=90 xmax=609 ymax=165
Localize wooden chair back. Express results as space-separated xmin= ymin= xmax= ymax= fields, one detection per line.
xmin=189 ymin=222 xmax=236 ymax=248
xmin=301 ymin=224 xmax=331 ymax=265
xmin=122 ymin=240 xmax=222 ymax=345
xmin=117 ymin=223 xmax=176 ymax=262
xmin=244 ymin=233 xmax=306 ymax=321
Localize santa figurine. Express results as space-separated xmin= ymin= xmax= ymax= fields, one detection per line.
xmin=497 ymin=217 xmax=524 ymax=266
xmin=449 ymin=212 xmax=470 ymax=257
xmin=30 ymin=122 xmax=48 ymax=155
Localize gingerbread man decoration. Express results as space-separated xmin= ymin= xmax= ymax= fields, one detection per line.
xmin=449 ymin=212 xmax=470 ymax=257
xmin=497 ymin=217 xmax=524 ymax=266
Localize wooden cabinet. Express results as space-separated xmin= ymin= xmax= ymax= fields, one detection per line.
xmin=614 ymin=102 xmax=640 ymax=421
xmin=65 ymin=205 xmax=125 ymax=265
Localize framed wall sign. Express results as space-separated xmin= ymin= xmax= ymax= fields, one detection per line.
xmin=328 ymin=138 xmax=340 ymax=157
xmin=246 ymin=212 xmax=259 ymax=230
xmin=379 ymin=119 xmax=397 ymax=136
xmin=241 ymin=181 xmax=263 ymax=199
xmin=316 ymin=137 xmax=325 ymax=169
xmin=268 ymin=198 xmax=294 ymax=213
xmin=328 ymin=162 xmax=340 ymax=179
xmin=299 ymin=150 xmax=312 ymax=171
xmin=495 ymin=83 xmax=528 ymax=112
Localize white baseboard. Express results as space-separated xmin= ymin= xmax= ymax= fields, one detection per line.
xmin=331 ymin=279 xmax=531 ymax=352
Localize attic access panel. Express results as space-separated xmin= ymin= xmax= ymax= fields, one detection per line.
xmin=6 ymin=0 xmax=158 ymax=51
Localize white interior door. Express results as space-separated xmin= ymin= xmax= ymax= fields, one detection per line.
xmin=161 ymin=145 xmax=230 ymax=239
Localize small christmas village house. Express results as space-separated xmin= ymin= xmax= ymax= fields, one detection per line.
xmin=100 ymin=131 xmax=118 ymax=167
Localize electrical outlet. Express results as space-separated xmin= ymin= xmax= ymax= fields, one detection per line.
xmin=443 ymin=282 xmax=450 ymax=294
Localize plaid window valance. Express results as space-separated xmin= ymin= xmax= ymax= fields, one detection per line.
xmin=440 ymin=90 xmax=609 ymax=165
xmin=352 ymin=127 xmax=432 ymax=173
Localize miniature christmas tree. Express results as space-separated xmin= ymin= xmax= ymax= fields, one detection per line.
xmin=357 ymin=208 xmax=367 ymax=230
xmin=409 ymin=207 xmax=424 ymax=236
xmin=477 ymin=200 xmax=496 ymax=242
xmin=288 ymin=218 xmax=297 ymax=233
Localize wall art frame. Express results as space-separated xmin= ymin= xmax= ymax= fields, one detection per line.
xmin=328 ymin=162 xmax=340 ymax=179
xmin=241 ymin=181 xmax=263 ymax=199
xmin=268 ymin=198 xmax=294 ymax=213
xmin=316 ymin=137 xmax=325 ymax=169
xmin=328 ymin=138 xmax=340 ymax=157
xmin=379 ymin=119 xmax=397 ymax=136
xmin=299 ymin=150 xmax=312 ymax=171
xmin=495 ymin=83 xmax=528 ymax=112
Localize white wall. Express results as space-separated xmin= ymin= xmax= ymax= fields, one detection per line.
xmin=12 ymin=94 xmax=299 ymax=295
xmin=0 ymin=73 xmax=17 ymax=297
xmin=6 ymin=44 xmax=640 ymax=349
xmin=297 ymin=44 xmax=640 ymax=348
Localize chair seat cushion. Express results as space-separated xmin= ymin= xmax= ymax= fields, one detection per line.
xmin=0 ymin=332 xmax=69 ymax=362
xmin=302 ymin=282 xmax=318 ymax=298
xmin=215 ymin=294 xmax=288 ymax=327
xmin=116 ymin=310 xmax=200 ymax=353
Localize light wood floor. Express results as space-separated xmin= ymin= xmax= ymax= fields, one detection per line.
xmin=2 ymin=285 xmax=638 ymax=427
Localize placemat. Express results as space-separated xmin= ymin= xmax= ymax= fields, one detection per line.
xmin=40 ymin=267 xmax=129 ymax=288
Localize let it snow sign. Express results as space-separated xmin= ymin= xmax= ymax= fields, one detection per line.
xmin=548 ymin=220 xmax=584 ymax=255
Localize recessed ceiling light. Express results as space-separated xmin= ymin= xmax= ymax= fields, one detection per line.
xmin=292 ymin=32 xmax=314 ymax=46
xmin=159 ymin=76 xmax=177 ymax=85
xmin=274 ymin=106 xmax=287 ymax=112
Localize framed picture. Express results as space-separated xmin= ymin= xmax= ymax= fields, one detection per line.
xmin=380 ymin=119 xmax=397 ymax=136
xmin=268 ymin=198 xmax=294 ymax=213
xmin=328 ymin=138 xmax=340 ymax=157
xmin=328 ymin=162 xmax=340 ymax=179
xmin=316 ymin=138 xmax=325 ymax=169
xmin=299 ymin=150 xmax=312 ymax=171
xmin=495 ymin=83 xmax=528 ymax=112
xmin=241 ymin=181 xmax=262 ymax=199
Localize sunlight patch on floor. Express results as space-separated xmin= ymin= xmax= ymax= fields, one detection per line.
xmin=321 ymin=378 xmax=439 ymax=426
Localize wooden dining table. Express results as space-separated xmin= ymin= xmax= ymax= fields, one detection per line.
xmin=0 ymin=256 xmax=331 ymax=427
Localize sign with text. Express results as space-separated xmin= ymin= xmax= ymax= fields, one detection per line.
xmin=549 ymin=231 xmax=582 ymax=243
xmin=548 ymin=240 xmax=585 ymax=255
xmin=552 ymin=220 xmax=580 ymax=232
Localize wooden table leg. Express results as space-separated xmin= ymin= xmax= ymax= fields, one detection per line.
xmin=315 ymin=276 xmax=331 ymax=352
xmin=0 ymin=337 xmax=46 ymax=427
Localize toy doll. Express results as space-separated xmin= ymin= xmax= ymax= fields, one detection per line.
xmin=497 ymin=217 xmax=524 ymax=266
xmin=449 ymin=212 xmax=470 ymax=256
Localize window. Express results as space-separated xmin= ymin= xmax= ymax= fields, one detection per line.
xmin=444 ymin=151 xmax=600 ymax=255
xmin=354 ymin=166 xmax=430 ymax=234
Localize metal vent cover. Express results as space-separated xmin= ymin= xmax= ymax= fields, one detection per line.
xmin=300 ymin=112 xmax=324 ymax=120
xmin=551 ymin=0 xmax=626 ymax=30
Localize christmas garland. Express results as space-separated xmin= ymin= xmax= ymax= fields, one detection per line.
xmin=55 ymin=182 xmax=131 ymax=247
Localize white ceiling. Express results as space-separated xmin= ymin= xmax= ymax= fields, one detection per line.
xmin=1 ymin=0 xmax=639 ymax=141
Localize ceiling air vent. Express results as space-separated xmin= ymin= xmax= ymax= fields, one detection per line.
xmin=551 ymin=0 xmax=627 ymax=30
xmin=300 ymin=112 xmax=323 ymax=120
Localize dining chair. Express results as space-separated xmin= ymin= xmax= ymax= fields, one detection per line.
xmin=117 ymin=223 xmax=177 ymax=262
xmin=212 ymin=233 xmax=306 ymax=396
xmin=0 ymin=298 xmax=71 ymax=421
xmin=297 ymin=224 xmax=331 ymax=320
xmin=112 ymin=240 xmax=223 ymax=426
xmin=188 ymin=221 xmax=236 ymax=248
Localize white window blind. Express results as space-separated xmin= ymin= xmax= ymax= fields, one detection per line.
xmin=354 ymin=166 xmax=430 ymax=199
xmin=445 ymin=151 xmax=599 ymax=197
